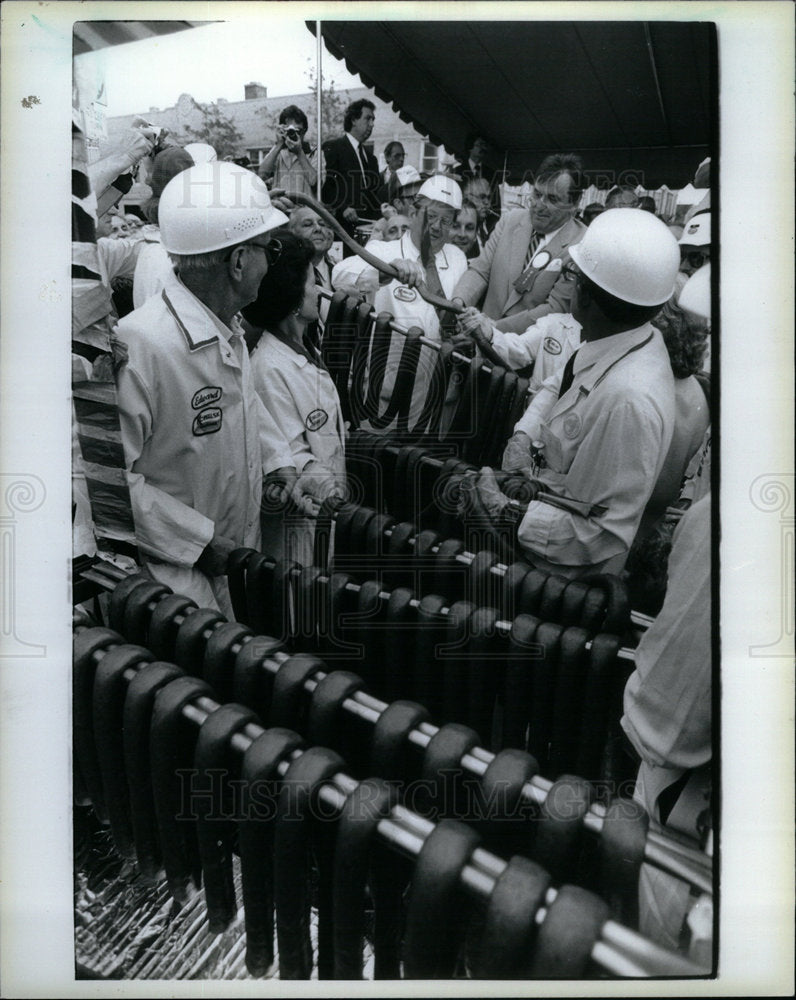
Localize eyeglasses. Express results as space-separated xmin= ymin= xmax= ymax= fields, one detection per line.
xmin=681 ymin=249 xmax=708 ymax=269
xmin=227 ymin=237 xmax=283 ymax=264
xmin=561 ymin=263 xmax=581 ymax=281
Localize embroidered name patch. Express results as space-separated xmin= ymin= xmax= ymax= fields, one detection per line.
xmin=192 ymin=386 xmax=222 ymax=409
xmin=305 ymin=408 xmax=329 ymax=431
xmin=192 ymin=407 xmax=222 ymax=436
xmin=394 ymin=286 xmax=417 ymax=302
xmin=543 ymin=337 xmax=562 ymax=355
xmin=563 ymin=413 xmax=582 ymax=439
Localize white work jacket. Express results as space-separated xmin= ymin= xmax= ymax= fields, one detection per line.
xmin=489 ymin=311 xmax=581 ymax=392
xmin=132 ymin=228 xmax=178 ymax=310
xmin=114 ymin=278 xmax=294 ymax=611
xmin=250 ymin=332 xmax=346 ymax=482
xmin=515 ymin=323 xmax=675 ymax=577
xmin=251 ymin=331 xmax=346 ymax=567
xmin=332 ymin=233 xmax=467 ymax=432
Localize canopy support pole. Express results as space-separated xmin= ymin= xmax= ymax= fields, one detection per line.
xmin=316 ymin=20 xmax=323 ymax=201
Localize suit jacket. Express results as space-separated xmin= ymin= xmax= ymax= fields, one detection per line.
xmin=454 ymin=210 xmax=586 ymax=331
xmin=321 ymin=135 xmax=382 ymax=232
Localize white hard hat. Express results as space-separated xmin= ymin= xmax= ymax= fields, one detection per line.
xmin=569 ymin=207 xmax=680 ymax=306
xmin=183 ymin=142 xmax=217 ymax=165
xmin=417 ymin=174 xmax=463 ymax=210
xmin=678 ymin=262 xmax=711 ymax=322
xmin=159 ymin=160 xmax=289 ymax=255
xmin=396 ymin=165 xmax=422 ymax=190
xmin=679 ymin=213 xmax=711 ymax=247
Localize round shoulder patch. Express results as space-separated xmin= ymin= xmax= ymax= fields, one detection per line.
xmin=305 ymin=408 xmax=329 ymax=432
xmin=563 ymin=413 xmax=582 ymax=439
xmin=543 ymin=337 xmax=562 ymax=355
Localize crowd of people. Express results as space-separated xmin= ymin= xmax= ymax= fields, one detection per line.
xmin=74 ymin=98 xmax=713 ymax=952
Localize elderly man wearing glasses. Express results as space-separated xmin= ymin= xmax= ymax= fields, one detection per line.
xmin=452 ymin=153 xmax=587 ymax=332
xmin=113 ymin=161 xmax=297 ymax=617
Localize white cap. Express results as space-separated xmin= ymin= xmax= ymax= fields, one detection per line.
xmin=678 ymin=262 xmax=711 ymax=321
xmin=395 ymin=165 xmax=422 ymax=190
xmin=183 ymin=142 xmax=217 ymax=165
xmin=569 ymin=207 xmax=680 ymax=307
xmin=159 ymin=160 xmax=289 ymax=255
xmin=417 ymin=174 xmax=463 ymax=210
xmin=679 ymin=213 xmax=711 ymax=247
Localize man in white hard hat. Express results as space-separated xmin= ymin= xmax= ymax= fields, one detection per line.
xmin=675 ymin=213 xmax=711 ymax=298
xmin=113 ymin=160 xmax=296 ymax=615
xmin=462 ymin=208 xmax=680 ymax=578
xmin=331 ymin=174 xmax=468 ymax=433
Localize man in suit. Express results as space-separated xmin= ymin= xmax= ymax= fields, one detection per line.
xmin=377 ymin=140 xmax=406 ymax=203
xmin=321 ymin=99 xmax=381 ymax=247
xmin=459 ymin=133 xmax=495 ymax=185
xmin=453 ymin=153 xmax=587 ymax=333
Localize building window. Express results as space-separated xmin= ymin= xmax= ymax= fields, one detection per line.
xmin=248 ymin=149 xmax=266 ymax=166
xmin=422 ymin=142 xmax=439 ymax=174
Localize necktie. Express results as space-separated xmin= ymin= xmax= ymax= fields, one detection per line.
xmin=525 ymin=231 xmax=542 ymax=268
xmin=513 ymin=232 xmax=543 ymax=295
xmin=357 ymin=144 xmax=368 ymax=177
xmin=558 ymin=349 xmax=579 ymax=398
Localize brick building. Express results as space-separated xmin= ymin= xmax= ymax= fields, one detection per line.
xmin=106 ymin=83 xmax=451 ymax=214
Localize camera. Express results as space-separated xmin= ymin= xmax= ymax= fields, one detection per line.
xmin=284 ymin=126 xmax=301 ymax=143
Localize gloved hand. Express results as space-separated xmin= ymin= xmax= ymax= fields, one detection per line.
xmin=474 ymin=466 xmax=511 ymax=519
xmin=196 ymin=532 xmax=236 ymax=576
xmin=262 ymin=466 xmax=298 ymax=512
xmin=502 ymin=431 xmax=533 ymax=473
xmin=290 ymin=463 xmax=345 ymax=514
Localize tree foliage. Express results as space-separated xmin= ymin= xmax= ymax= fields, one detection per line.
xmin=178 ymin=97 xmax=244 ymax=160
xmin=305 ymin=61 xmax=347 ymax=143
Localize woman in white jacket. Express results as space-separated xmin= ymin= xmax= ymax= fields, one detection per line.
xmin=242 ymin=232 xmax=347 ymax=567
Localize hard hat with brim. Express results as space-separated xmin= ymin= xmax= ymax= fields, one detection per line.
xmin=678 ymin=213 xmax=711 ymax=247
xmin=183 ymin=142 xmax=218 ymax=165
xmin=417 ymin=174 xmax=463 ymax=210
xmin=678 ymin=262 xmax=711 ymax=322
xmin=159 ymin=160 xmax=289 ymax=255
xmin=569 ymin=207 xmax=680 ymax=307
xmin=395 ymin=163 xmax=423 ymax=194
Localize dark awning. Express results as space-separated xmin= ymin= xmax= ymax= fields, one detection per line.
xmin=73 ymin=21 xmax=211 ymax=56
xmin=308 ymin=20 xmax=714 ymax=189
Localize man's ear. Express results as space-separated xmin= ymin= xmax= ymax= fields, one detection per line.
xmin=227 ymin=245 xmax=246 ymax=283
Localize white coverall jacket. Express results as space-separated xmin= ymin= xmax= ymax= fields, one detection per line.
xmin=114 ymin=278 xmax=294 ymax=615
xmin=331 ymin=232 xmax=467 ymax=433
xmin=514 ymin=323 xmax=675 ymax=577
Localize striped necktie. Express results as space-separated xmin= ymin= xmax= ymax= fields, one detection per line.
xmin=524 ymin=231 xmax=542 ymax=269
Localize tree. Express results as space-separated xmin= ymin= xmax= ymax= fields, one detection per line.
xmin=178 ymin=97 xmax=244 ymax=160
xmin=305 ymin=61 xmax=347 ymax=144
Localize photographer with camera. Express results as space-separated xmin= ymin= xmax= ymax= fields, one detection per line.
xmin=258 ymin=105 xmax=324 ymax=198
